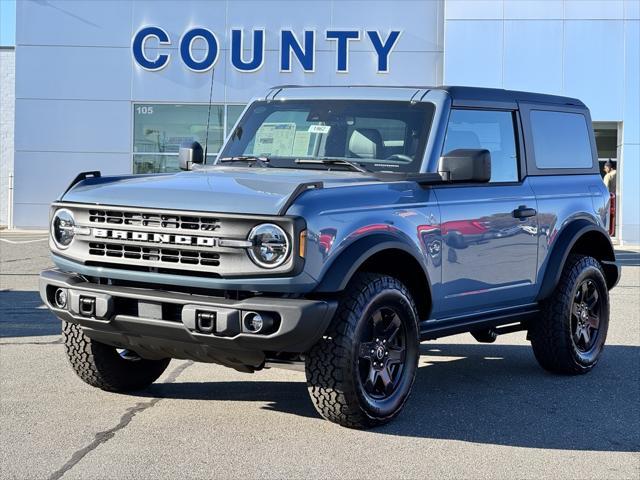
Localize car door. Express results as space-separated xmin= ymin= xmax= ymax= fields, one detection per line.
xmin=431 ymin=108 xmax=539 ymax=318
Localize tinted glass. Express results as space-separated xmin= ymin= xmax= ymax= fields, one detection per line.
xmin=443 ymin=109 xmax=519 ymax=182
xmin=220 ymin=100 xmax=435 ymax=173
xmin=530 ymin=110 xmax=593 ymax=169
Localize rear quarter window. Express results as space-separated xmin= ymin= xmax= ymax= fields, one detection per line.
xmin=530 ymin=110 xmax=593 ymax=169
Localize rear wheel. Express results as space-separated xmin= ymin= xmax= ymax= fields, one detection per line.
xmin=63 ymin=321 xmax=170 ymax=392
xmin=305 ymin=273 xmax=420 ymax=428
xmin=530 ymin=254 xmax=609 ymax=374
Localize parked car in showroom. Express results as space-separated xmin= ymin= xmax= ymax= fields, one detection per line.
xmin=41 ymin=86 xmax=619 ymax=428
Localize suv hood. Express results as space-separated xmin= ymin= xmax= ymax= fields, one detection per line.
xmin=61 ymin=166 xmax=377 ymax=215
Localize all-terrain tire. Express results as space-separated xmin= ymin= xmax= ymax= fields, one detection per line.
xmin=305 ymin=273 xmax=420 ymax=428
xmin=63 ymin=321 xmax=171 ymax=391
xmin=530 ymin=254 xmax=609 ymax=374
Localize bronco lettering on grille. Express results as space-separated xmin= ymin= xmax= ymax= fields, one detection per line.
xmin=92 ymin=228 xmax=217 ymax=247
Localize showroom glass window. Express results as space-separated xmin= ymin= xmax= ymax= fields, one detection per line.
xmin=133 ymin=104 xmax=245 ymax=174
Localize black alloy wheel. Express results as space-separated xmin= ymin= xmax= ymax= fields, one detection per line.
xmin=305 ymin=273 xmax=419 ymax=428
xmin=530 ymin=254 xmax=610 ymax=374
xmin=571 ymin=279 xmax=602 ymax=353
xmin=357 ymin=307 xmax=407 ymax=400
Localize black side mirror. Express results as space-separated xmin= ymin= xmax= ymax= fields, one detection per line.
xmin=179 ymin=141 xmax=204 ymax=171
xmin=438 ymin=148 xmax=491 ymax=182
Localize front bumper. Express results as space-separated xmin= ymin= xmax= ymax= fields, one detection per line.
xmin=40 ymin=269 xmax=337 ymax=371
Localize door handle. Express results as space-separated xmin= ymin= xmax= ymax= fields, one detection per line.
xmin=512 ymin=205 xmax=537 ymax=219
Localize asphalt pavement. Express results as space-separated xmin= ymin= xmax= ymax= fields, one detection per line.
xmin=1 ymin=232 xmax=639 ymax=479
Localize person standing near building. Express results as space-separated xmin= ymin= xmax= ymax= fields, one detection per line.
xmin=603 ymin=160 xmax=617 ymax=194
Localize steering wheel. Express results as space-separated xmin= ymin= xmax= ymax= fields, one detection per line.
xmin=385 ymin=154 xmax=413 ymax=163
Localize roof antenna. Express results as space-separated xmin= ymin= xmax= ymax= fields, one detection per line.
xmin=203 ymin=66 xmax=216 ymax=163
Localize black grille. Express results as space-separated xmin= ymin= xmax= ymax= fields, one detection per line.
xmin=88 ymin=209 xmax=220 ymax=231
xmin=88 ymin=242 xmax=221 ymax=267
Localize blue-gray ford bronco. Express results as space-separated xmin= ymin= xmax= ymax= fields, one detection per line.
xmin=40 ymin=86 xmax=619 ymax=428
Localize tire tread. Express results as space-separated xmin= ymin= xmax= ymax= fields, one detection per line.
xmin=305 ymin=273 xmax=418 ymax=428
xmin=530 ymin=254 xmax=609 ymax=375
xmin=62 ymin=321 xmax=170 ymax=391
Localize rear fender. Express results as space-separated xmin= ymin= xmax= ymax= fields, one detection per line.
xmin=537 ymin=219 xmax=618 ymax=301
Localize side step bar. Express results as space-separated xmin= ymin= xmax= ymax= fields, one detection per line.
xmin=419 ymin=304 xmax=539 ymax=341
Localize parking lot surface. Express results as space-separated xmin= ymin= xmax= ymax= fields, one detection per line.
xmin=1 ymin=232 xmax=639 ymax=479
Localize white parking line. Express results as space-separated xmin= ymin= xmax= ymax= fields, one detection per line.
xmin=0 ymin=238 xmax=49 ymax=245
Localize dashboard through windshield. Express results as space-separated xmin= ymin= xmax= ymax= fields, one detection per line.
xmin=218 ymin=100 xmax=435 ymax=173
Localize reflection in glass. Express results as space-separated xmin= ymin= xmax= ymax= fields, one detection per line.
xmin=134 ymin=104 xmax=224 ymax=154
xmin=133 ymin=104 xmax=245 ymax=174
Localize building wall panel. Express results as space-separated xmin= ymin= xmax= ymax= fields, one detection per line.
xmin=563 ymin=20 xmax=624 ymax=120
xmin=503 ymin=20 xmax=563 ymax=94
xmin=503 ymin=0 xmax=564 ymax=20
xmin=16 ymin=46 xmax=131 ymax=101
xmin=444 ymin=20 xmax=503 ymax=87
xmin=15 ymin=99 xmax=131 ymax=154
xmin=16 ymin=0 xmax=133 ymax=47
xmin=12 ymin=151 xmax=131 ymax=206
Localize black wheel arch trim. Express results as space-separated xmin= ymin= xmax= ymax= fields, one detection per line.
xmin=314 ymin=234 xmax=432 ymax=294
xmin=537 ymin=219 xmax=618 ymax=301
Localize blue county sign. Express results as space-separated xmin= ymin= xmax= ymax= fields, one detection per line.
xmin=132 ymin=26 xmax=403 ymax=73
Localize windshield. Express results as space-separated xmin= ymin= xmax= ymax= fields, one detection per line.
xmin=218 ymin=100 xmax=435 ymax=173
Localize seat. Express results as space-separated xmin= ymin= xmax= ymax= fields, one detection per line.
xmin=348 ymin=128 xmax=384 ymax=159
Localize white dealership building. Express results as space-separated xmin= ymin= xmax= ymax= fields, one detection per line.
xmin=6 ymin=0 xmax=640 ymax=244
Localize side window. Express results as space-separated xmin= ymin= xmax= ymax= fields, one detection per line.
xmin=530 ymin=110 xmax=593 ymax=169
xmin=443 ymin=109 xmax=519 ymax=183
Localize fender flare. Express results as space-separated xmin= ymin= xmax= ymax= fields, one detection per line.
xmin=537 ymin=219 xmax=617 ymax=301
xmin=314 ymin=234 xmax=431 ymax=293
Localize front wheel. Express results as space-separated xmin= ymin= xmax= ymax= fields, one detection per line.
xmin=305 ymin=273 xmax=420 ymax=428
xmin=63 ymin=321 xmax=171 ymax=392
xmin=530 ymin=254 xmax=609 ymax=374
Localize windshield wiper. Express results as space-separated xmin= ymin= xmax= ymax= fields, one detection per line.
xmin=218 ymin=155 xmax=271 ymax=167
xmin=295 ymin=158 xmax=372 ymax=173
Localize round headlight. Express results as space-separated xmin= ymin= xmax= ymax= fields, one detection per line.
xmin=51 ymin=208 xmax=75 ymax=249
xmin=247 ymin=223 xmax=290 ymax=269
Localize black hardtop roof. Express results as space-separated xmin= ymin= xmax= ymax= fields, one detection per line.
xmin=441 ymin=85 xmax=585 ymax=107
xmin=270 ymin=85 xmax=586 ymax=107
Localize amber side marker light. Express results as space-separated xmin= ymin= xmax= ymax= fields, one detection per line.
xmin=299 ymin=230 xmax=307 ymax=258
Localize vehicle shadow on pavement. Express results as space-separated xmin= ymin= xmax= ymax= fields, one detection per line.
xmin=143 ymin=342 xmax=639 ymax=452
xmin=147 ymin=378 xmax=318 ymax=420
xmin=0 ymin=290 xmax=60 ymax=337
xmin=381 ymin=343 xmax=640 ymax=452
xmin=4 ymin=287 xmax=637 ymax=452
